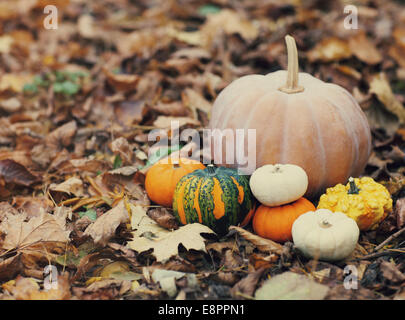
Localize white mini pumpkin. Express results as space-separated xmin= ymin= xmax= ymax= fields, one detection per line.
xmin=249 ymin=164 xmax=308 ymax=206
xmin=291 ymin=209 xmax=359 ymax=261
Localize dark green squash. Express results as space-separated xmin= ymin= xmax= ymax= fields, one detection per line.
xmin=172 ymin=164 xmax=255 ymax=234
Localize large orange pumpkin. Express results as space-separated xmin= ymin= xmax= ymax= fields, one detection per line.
xmin=252 ymin=197 xmax=315 ymax=243
xmin=208 ymin=35 xmax=372 ymax=198
xmin=145 ymin=157 xmax=205 ymax=207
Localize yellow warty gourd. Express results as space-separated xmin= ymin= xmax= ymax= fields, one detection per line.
xmin=317 ymin=177 xmax=392 ymax=231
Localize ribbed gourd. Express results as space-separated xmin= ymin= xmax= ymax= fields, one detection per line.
xmin=172 ymin=164 xmax=255 ymax=234
xmin=208 ymin=35 xmax=371 ymax=198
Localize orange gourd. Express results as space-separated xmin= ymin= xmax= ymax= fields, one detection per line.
xmin=145 ymin=157 xmax=205 ymax=207
xmin=252 ymin=197 xmax=315 ymax=243
xmin=209 ymin=35 xmax=371 ymax=198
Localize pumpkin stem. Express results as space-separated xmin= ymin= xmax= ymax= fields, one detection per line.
xmin=278 ymin=35 xmax=304 ymax=94
xmin=207 ymin=164 xmax=216 ymax=176
xmin=319 ymin=220 xmax=332 ymax=229
xmin=348 ymin=177 xmax=360 ymax=195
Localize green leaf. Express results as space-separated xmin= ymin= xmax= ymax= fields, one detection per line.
xmin=53 ymin=82 xmax=63 ymax=93
xmin=144 ymin=144 xmax=182 ymax=169
xmin=33 ymin=75 xmax=46 ymax=87
xmin=23 ymin=83 xmax=38 ymax=94
xmin=198 ymin=4 xmax=221 ymax=15
xmin=55 ymin=242 xmax=97 ymax=267
xmin=113 ymin=154 xmax=122 ymax=169
xmin=61 ymin=81 xmax=80 ymax=96
xmin=78 ymin=208 xmax=97 ymax=221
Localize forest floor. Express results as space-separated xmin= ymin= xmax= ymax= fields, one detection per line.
xmin=0 ymin=0 xmax=404 ymax=300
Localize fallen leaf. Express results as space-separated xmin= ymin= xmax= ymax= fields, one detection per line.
xmin=0 ymin=210 xmax=70 ymax=250
xmin=395 ymin=198 xmax=405 ymax=229
xmin=255 ymin=272 xmax=329 ymax=300
xmin=229 ymin=226 xmax=283 ymax=255
xmin=104 ymin=68 xmax=140 ymax=92
xmin=0 ymin=35 xmax=13 ymax=54
xmin=84 ymin=200 xmax=129 ymax=246
xmin=147 ymin=208 xmax=179 ymax=230
xmin=182 ymin=88 xmax=212 ymax=118
xmin=49 ymin=177 xmax=84 ymax=197
xmin=4 ymin=274 xmax=71 ymax=300
xmin=380 ymin=261 xmax=405 ymax=284
xmin=110 ymin=137 xmax=133 ymax=165
xmin=151 ymin=269 xmax=197 ymax=298
xmin=153 ymin=116 xmax=201 ymax=129
xmin=127 ymin=203 xmax=214 ymax=262
xmin=348 ymin=31 xmax=382 ymax=65
xmin=231 ymin=268 xmax=265 ymax=299
xmin=307 ymin=37 xmax=351 ymax=62
xmin=0 ymin=97 xmax=21 ymax=113
xmin=0 ymin=159 xmax=39 ymax=187
xmin=0 ymin=74 xmax=33 ymax=93
xmin=369 ymin=73 xmax=405 ymax=124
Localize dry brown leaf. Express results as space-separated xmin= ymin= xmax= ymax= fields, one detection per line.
xmin=153 ymin=116 xmax=200 ymax=129
xmin=0 ymin=210 xmax=70 ymax=250
xmin=84 ymin=200 xmax=129 ymax=246
xmin=110 ymin=137 xmax=133 ymax=165
xmin=147 ymin=208 xmax=179 ymax=230
xmin=104 ymin=68 xmax=140 ymax=92
xmin=395 ymin=198 xmax=405 ymax=229
xmin=128 ymin=204 xmax=214 ymax=262
xmin=307 ymin=37 xmax=351 ymax=62
xmin=200 ymin=9 xmax=259 ymax=46
xmin=348 ymin=31 xmax=382 ymax=65
xmin=151 ymin=101 xmax=189 ymax=117
xmin=0 ymin=97 xmax=21 ymax=113
xmin=66 ymin=158 xmax=111 ymax=174
xmin=0 ymin=159 xmax=39 ymax=186
xmin=115 ymin=28 xmax=170 ymax=58
xmin=11 ymin=196 xmax=53 ymax=218
xmin=369 ymin=73 xmax=405 ymax=124
xmin=45 ymin=120 xmax=77 ymax=158
xmin=0 ymin=74 xmax=33 ymax=93
xmin=4 ymin=274 xmax=71 ymax=300
xmin=229 ymin=226 xmax=283 ymax=255
xmin=380 ymin=261 xmax=405 ymax=284
xmin=0 ymin=254 xmax=22 ymax=281
xmin=182 ymin=88 xmax=212 ymax=118
xmin=230 ymin=268 xmax=265 ymax=299
xmin=49 ymin=177 xmax=84 ymax=197
xmin=0 ymin=35 xmax=13 ymax=54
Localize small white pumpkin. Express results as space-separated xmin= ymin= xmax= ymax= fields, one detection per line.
xmin=249 ymin=164 xmax=308 ymax=206
xmin=292 ymin=209 xmax=359 ymax=261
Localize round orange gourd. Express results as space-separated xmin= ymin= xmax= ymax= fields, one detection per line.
xmin=252 ymin=197 xmax=315 ymax=243
xmin=145 ymin=157 xmax=205 ymax=207
xmin=209 ymin=35 xmax=371 ymax=198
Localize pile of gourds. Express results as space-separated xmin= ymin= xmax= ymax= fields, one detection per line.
xmin=145 ymin=157 xmax=392 ymax=262
xmin=145 ymin=158 xmax=255 ymax=235
xmin=143 ymin=35 xmax=393 ymax=262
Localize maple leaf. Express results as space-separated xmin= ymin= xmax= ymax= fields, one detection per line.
xmin=0 ymin=210 xmax=70 ymax=251
xmin=127 ymin=204 xmax=214 ymax=262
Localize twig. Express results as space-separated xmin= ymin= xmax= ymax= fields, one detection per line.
xmin=374 ymin=226 xmax=405 ymax=252
xmin=354 ymin=247 xmax=405 ymax=261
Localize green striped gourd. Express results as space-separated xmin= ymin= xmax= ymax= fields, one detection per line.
xmin=172 ymin=164 xmax=255 ymax=235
